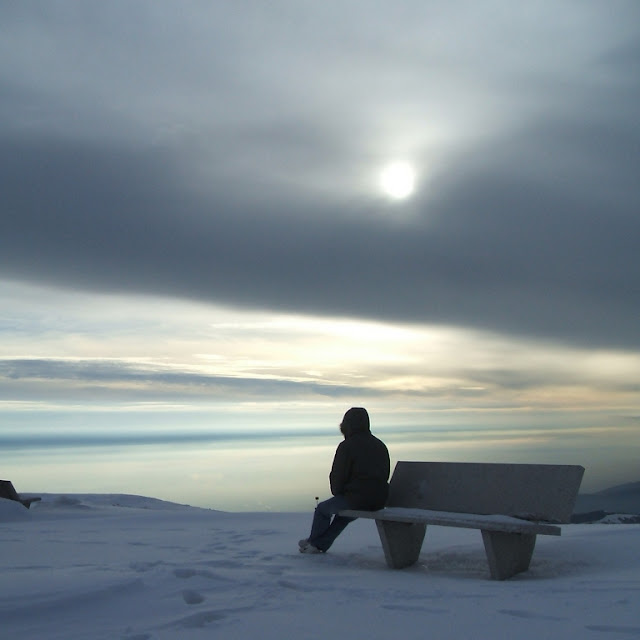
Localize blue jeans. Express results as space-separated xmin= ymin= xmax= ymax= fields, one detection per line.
xmin=308 ymin=495 xmax=356 ymax=552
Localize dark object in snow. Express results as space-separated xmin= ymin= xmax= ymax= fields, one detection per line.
xmin=0 ymin=480 xmax=41 ymax=509
xmin=340 ymin=461 xmax=585 ymax=580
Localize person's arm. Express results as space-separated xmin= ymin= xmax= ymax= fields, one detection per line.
xmin=329 ymin=441 xmax=349 ymax=496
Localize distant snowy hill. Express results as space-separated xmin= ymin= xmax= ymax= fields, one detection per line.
xmin=573 ymin=480 xmax=640 ymax=522
xmin=33 ymin=493 xmax=207 ymax=511
xmin=0 ymin=493 xmax=211 ymax=523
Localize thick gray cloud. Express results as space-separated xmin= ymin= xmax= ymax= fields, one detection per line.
xmin=1 ymin=2 xmax=639 ymax=348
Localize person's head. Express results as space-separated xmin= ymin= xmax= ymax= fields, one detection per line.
xmin=339 ymin=407 xmax=370 ymax=438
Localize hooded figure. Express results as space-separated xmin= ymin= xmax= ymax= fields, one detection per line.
xmin=299 ymin=408 xmax=390 ymax=554
xmin=330 ymin=407 xmax=390 ymax=510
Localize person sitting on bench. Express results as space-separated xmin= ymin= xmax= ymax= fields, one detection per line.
xmin=299 ymin=407 xmax=390 ymax=554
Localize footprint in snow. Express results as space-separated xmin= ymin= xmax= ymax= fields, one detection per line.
xmin=182 ymin=589 xmax=205 ymax=605
xmin=173 ymin=567 xmax=197 ymax=579
xmin=498 ymin=609 xmax=566 ymax=621
xmin=585 ymin=625 xmax=640 ymax=635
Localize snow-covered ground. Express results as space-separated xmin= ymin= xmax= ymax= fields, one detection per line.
xmin=1 ymin=494 xmax=639 ymax=639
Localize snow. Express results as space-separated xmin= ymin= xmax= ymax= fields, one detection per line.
xmin=349 ymin=506 xmax=562 ymax=534
xmin=598 ymin=513 xmax=640 ymax=525
xmin=1 ymin=495 xmax=639 ymax=639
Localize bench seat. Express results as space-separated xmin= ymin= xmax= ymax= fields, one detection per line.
xmin=340 ymin=507 xmax=561 ymax=536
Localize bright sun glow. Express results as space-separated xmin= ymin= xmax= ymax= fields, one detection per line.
xmin=379 ymin=162 xmax=416 ymax=200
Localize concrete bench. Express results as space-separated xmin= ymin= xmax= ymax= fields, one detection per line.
xmin=339 ymin=461 xmax=585 ymax=580
xmin=0 ymin=480 xmax=41 ymax=509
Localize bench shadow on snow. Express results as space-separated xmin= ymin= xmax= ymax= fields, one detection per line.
xmin=336 ymin=540 xmax=596 ymax=582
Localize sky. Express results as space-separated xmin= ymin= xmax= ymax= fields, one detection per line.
xmin=1 ymin=2 xmax=639 ymax=510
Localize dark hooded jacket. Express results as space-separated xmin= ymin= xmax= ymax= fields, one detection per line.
xmin=329 ymin=408 xmax=390 ymax=510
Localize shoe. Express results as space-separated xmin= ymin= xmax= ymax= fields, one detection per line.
xmin=298 ymin=538 xmax=310 ymax=550
xmin=299 ymin=543 xmax=323 ymax=554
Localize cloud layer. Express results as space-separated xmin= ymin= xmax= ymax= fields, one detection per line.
xmin=2 ymin=2 xmax=639 ymax=348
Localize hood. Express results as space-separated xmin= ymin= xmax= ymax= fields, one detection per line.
xmin=340 ymin=407 xmax=370 ymax=437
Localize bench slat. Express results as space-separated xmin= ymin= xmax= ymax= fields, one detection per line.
xmin=339 ymin=507 xmax=561 ymax=536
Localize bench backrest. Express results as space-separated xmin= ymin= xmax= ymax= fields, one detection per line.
xmin=387 ymin=461 xmax=585 ymax=523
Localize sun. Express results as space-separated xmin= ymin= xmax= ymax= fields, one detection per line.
xmin=379 ymin=162 xmax=416 ymax=200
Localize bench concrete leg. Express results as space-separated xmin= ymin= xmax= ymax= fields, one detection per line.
xmin=481 ymin=531 xmax=537 ymax=580
xmin=375 ymin=520 xmax=427 ymax=569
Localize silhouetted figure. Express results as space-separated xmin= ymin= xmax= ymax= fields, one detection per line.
xmin=299 ymin=407 xmax=390 ymax=553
